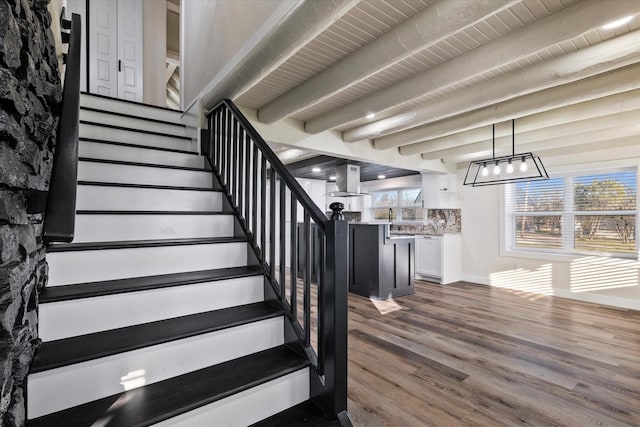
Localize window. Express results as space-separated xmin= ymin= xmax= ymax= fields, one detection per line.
xmin=505 ymin=168 xmax=637 ymax=257
xmin=372 ymin=188 xmax=423 ymax=221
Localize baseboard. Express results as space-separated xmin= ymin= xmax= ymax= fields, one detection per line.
xmin=461 ymin=274 xmax=490 ymax=285
xmin=460 ymin=274 xmax=639 ymax=311
xmin=553 ymin=289 xmax=640 ymax=311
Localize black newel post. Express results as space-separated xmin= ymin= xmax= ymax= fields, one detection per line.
xmin=329 ymin=202 xmax=345 ymax=221
xmin=314 ymin=202 xmax=349 ymax=420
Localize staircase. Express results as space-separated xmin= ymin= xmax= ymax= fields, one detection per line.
xmin=27 ymin=93 xmax=345 ymax=426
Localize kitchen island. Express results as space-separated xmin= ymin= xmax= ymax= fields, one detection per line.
xmin=349 ymin=223 xmax=414 ymax=300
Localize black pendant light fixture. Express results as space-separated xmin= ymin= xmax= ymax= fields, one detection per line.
xmin=463 ymin=119 xmax=549 ymax=186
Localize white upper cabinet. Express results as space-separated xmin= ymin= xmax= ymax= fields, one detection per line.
xmin=422 ymin=173 xmax=458 ymax=209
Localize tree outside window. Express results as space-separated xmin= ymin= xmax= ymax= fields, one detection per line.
xmin=509 ymin=169 xmax=637 ymax=257
xmin=372 ymin=188 xmax=423 ymax=221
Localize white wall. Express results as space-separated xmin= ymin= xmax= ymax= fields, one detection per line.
xmin=181 ymin=0 xmax=298 ymax=107
xmin=458 ymin=144 xmax=640 ymax=310
xmin=143 ymin=0 xmax=167 ymax=107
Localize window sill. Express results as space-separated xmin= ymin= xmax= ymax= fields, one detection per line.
xmin=501 ymin=248 xmax=639 ymax=262
xmin=500 ymin=249 xmax=580 ymax=263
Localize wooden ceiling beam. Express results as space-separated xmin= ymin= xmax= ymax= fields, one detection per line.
xmin=200 ymin=0 xmax=360 ymax=111
xmin=256 ymin=0 xmax=517 ymax=124
xmin=397 ymin=64 xmax=640 ymax=156
xmin=404 ymin=89 xmax=640 ymax=156
xmin=303 ymin=0 xmax=640 ymax=134
xmin=424 ymin=117 xmax=640 ymax=161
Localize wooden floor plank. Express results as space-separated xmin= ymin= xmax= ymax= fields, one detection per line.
xmin=346 ymin=280 xmax=640 ymax=427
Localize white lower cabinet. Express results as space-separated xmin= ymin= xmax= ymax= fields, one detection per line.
xmin=415 ymin=236 xmax=441 ymax=278
xmin=415 ymin=234 xmax=461 ymax=284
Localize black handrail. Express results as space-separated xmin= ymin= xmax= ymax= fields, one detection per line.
xmin=43 ymin=11 xmax=81 ymax=243
xmin=205 ymin=100 xmax=350 ymax=421
xmin=212 ymin=100 xmax=328 ymax=229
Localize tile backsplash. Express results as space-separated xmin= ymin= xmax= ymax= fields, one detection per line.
xmin=390 ymin=209 xmax=461 ymax=235
xmin=426 ymin=209 xmax=461 ymax=234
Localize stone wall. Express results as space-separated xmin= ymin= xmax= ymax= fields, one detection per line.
xmin=0 ymin=0 xmax=61 ymax=425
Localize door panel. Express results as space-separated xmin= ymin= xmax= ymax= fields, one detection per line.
xmin=89 ymin=0 xmax=143 ymax=101
xmin=117 ymin=0 xmax=143 ymax=101
xmin=89 ymin=0 xmax=118 ymax=97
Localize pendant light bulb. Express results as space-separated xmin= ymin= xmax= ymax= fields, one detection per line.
xmin=481 ymin=163 xmax=489 ymax=177
xmin=493 ymin=161 xmax=501 ymax=175
xmin=506 ymin=159 xmax=514 ymax=174
xmin=520 ymin=156 xmax=528 ymax=172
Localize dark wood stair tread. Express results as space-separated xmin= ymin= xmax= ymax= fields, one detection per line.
xmin=80 ymin=120 xmax=192 ymax=140
xmin=75 ymin=210 xmax=233 ymax=215
xmin=28 ymin=346 xmax=310 ymax=427
xmin=81 ymin=91 xmax=184 ymax=113
xmin=79 ymin=138 xmax=199 ymax=155
xmin=47 ymin=236 xmax=247 ymax=252
xmin=31 ymin=302 xmax=282 ymax=372
xmin=77 ymin=180 xmax=218 ymax=191
xmin=78 ymin=157 xmax=209 ymax=172
xmin=250 ymin=401 xmax=341 ymax=426
xmin=80 ymin=106 xmax=187 ymax=127
xmin=40 ymin=265 xmax=263 ymax=302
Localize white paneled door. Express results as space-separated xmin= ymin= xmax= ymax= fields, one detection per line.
xmin=89 ymin=0 xmax=143 ymax=101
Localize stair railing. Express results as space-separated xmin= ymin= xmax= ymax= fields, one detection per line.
xmin=43 ymin=10 xmax=82 ymax=243
xmin=204 ymin=100 xmax=349 ymax=420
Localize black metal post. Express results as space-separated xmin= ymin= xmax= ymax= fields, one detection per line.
xmin=279 ymin=181 xmax=286 ymax=301
xmin=269 ymin=168 xmax=277 ymax=281
xmin=290 ymin=196 xmax=298 ymax=320
xmin=244 ymin=133 xmax=251 ymax=225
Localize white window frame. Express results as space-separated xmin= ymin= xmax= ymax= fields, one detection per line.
xmin=370 ymin=187 xmax=422 ymax=222
xmin=501 ymin=160 xmax=639 ymax=261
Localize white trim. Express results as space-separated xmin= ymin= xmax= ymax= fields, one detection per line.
xmin=181 ymin=96 xmax=199 ymax=118
xmin=179 ymin=0 xmax=185 ymax=110
xmin=500 ymin=249 xmax=580 ymax=262
xmin=461 ymin=274 xmax=490 ymax=285
xmin=553 ymin=289 xmax=640 ymax=311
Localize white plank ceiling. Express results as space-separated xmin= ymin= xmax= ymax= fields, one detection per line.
xmin=226 ymin=0 xmax=640 ymax=168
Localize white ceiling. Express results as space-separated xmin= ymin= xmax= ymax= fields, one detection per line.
xmin=220 ymin=0 xmax=640 ymax=170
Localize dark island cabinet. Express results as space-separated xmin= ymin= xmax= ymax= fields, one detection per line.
xmin=349 ymin=224 xmax=414 ymax=300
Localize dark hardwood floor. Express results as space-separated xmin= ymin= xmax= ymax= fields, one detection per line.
xmin=346 ymin=280 xmax=640 ymax=427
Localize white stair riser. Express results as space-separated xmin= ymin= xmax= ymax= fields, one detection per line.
xmin=152 ymin=368 xmax=310 ymax=427
xmin=80 ymin=109 xmax=189 ymax=137
xmin=78 ymin=161 xmax=212 ymax=188
xmin=80 ymin=95 xmax=183 ymax=124
xmin=76 ymin=185 xmax=222 ymax=211
xmin=79 ymin=140 xmax=204 ymax=169
xmin=27 ymin=317 xmax=284 ymax=419
xmin=39 ymin=276 xmax=264 ymax=341
xmin=47 ymin=242 xmax=248 ymax=286
xmin=74 ymin=214 xmax=234 ymax=242
xmin=80 ymin=124 xmax=197 ymax=152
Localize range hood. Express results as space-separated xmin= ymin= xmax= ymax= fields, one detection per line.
xmin=326 ymin=164 xmax=369 ymax=197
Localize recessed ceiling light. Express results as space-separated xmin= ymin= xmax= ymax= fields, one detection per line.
xmin=601 ymin=15 xmax=633 ymax=30
xmin=312 ymin=167 xmax=321 ymax=173
xmin=329 ymin=175 xmax=336 ymax=180
xmin=366 ymin=112 xmax=376 ymax=119
xmin=378 ymin=175 xmax=386 ymax=179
